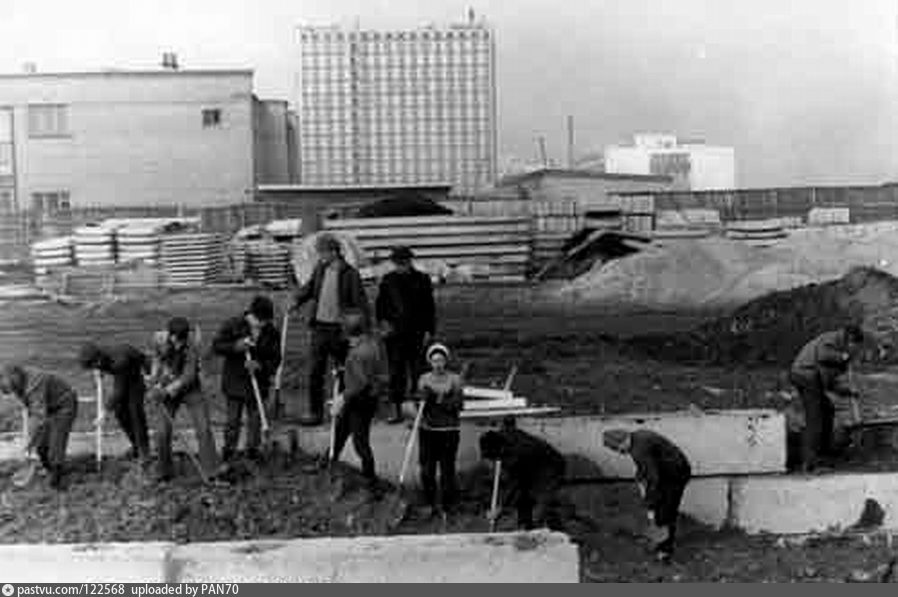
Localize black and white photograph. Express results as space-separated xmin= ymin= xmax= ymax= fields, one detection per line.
xmin=1 ymin=0 xmax=898 ymax=584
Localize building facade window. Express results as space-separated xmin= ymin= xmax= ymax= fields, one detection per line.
xmin=28 ymin=104 xmax=69 ymax=138
xmin=31 ymin=190 xmax=70 ymax=214
xmin=202 ymin=108 xmax=222 ymax=128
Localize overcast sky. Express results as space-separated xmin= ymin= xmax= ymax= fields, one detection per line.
xmin=2 ymin=0 xmax=897 ymax=187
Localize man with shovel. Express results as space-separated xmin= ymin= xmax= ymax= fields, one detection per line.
xmin=147 ymin=317 xmax=219 ymax=483
xmin=213 ymin=295 xmax=282 ymax=464
xmin=0 ymin=364 xmax=77 ymax=490
xmin=478 ymin=417 xmax=567 ymax=532
xmin=789 ymin=324 xmax=865 ymax=472
xmin=78 ymin=342 xmax=151 ymax=464
xmin=329 ymin=309 xmax=389 ymax=499
xmin=603 ymin=428 xmax=692 ymax=564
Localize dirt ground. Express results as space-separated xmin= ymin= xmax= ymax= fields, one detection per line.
xmin=2 ymin=282 xmax=898 ymax=581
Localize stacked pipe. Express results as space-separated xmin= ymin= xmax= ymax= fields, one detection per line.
xmin=160 ymin=233 xmax=225 ymax=287
xmin=30 ymin=237 xmax=74 ymax=275
xmin=74 ymin=225 xmax=116 ymax=268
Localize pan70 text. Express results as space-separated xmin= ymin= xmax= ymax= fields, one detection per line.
xmin=131 ymin=586 xmax=238 ymax=597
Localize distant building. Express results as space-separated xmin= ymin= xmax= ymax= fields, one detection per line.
xmin=296 ymin=14 xmax=498 ymax=194
xmin=0 ymin=63 xmax=294 ymax=213
xmin=495 ymin=168 xmax=674 ymax=207
xmin=604 ymin=133 xmax=736 ymax=191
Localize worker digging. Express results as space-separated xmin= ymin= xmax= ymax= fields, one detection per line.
xmin=212 ymin=294 xmax=282 ymax=465
xmin=602 ymin=428 xmax=693 ymax=563
xmin=77 ymin=342 xmax=151 ymax=465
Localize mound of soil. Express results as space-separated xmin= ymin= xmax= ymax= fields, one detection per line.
xmin=627 ymin=267 xmax=898 ymax=367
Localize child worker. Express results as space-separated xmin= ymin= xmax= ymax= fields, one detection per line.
xmin=415 ymin=343 xmax=465 ymax=519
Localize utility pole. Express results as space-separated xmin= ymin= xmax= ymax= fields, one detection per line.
xmin=537 ymin=136 xmax=548 ymax=168
xmin=566 ymin=115 xmax=575 ymax=169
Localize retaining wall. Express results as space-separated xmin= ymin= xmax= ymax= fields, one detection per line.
xmin=0 ymin=532 xmax=579 ymax=583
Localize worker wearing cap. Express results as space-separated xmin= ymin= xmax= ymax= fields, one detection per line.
xmin=330 ymin=309 xmax=389 ymax=497
xmin=212 ymin=295 xmax=282 ymax=463
xmin=603 ymin=429 xmax=692 ymax=563
xmin=789 ymin=324 xmax=864 ymax=472
xmin=147 ymin=317 xmax=219 ymax=482
xmin=290 ymin=233 xmax=370 ymax=427
xmin=376 ymin=245 xmax=436 ymax=424
xmin=0 ymin=364 xmax=77 ymax=490
xmin=415 ymin=343 xmax=464 ymax=517
xmin=78 ymin=342 xmax=151 ymax=463
xmin=479 ymin=417 xmax=567 ymax=531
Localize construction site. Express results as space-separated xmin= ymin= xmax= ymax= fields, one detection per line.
xmin=5 ymin=184 xmax=898 ymax=582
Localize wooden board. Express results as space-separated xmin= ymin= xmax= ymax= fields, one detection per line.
xmin=336 ymin=225 xmax=532 ymax=240
xmin=463 ymin=398 xmax=529 ymax=411
xmin=460 ymin=406 xmax=562 ymax=420
xmin=357 ymin=233 xmax=530 ymax=249
xmin=463 ymin=387 xmax=514 ymax=401
xmin=366 ymin=245 xmax=531 ymax=259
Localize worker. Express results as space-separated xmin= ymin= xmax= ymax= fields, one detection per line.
xmin=290 ymin=233 xmax=370 ymax=427
xmin=330 ymin=309 xmax=389 ymax=498
xmin=415 ymin=342 xmax=464 ymax=518
xmin=478 ymin=417 xmax=567 ymax=531
xmin=78 ymin=342 xmax=151 ymax=463
xmin=603 ymin=428 xmax=692 ymax=563
xmin=212 ymin=295 xmax=282 ymax=464
xmin=376 ymin=245 xmax=436 ymax=424
xmin=789 ymin=324 xmax=864 ymax=472
xmin=0 ymin=364 xmax=78 ymax=490
xmin=146 ymin=317 xmax=219 ymax=483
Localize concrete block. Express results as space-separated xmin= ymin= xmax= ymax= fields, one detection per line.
xmin=0 ymin=542 xmax=169 ymax=582
xmin=171 ymin=532 xmax=579 ymax=583
xmin=731 ymin=473 xmax=898 ymax=535
xmin=681 ymin=477 xmax=730 ymax=529
xmin=298 ymin=410 xmax=786 ymax=485
xmin=515 ymin=410 xmax=786 ymax=477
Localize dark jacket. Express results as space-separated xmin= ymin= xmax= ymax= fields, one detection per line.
xmin=95 ymin=344 xmax=149 ymax=410
xmin=342 ymin=334 xmax=389 ymax=406
xmin=149 ymin=333 xmax=202 ymax=400
xmin=480 ymin=427 xmax=566 ymax=488
xmin=212 ymin=317 xmax=282 ymax=399
xmin=12 ymin=369 xmax=78 ymax=452
xmin=376 ymin=268 xmax=435 ymax=337
xmin=417 ymin=371 xmax=464 ymax=430
xmin=628 ymin=430 xmax=692 ymax=511
xmin=790 ymin=330 xmax=854 ymax=394
xmin=293 ymin=258 xmax=370 ymax=327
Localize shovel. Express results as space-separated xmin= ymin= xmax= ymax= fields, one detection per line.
xmin=328 ymin=369 xmax=341 ymax=463
xmin=488 ymin=459 xmax=503 ymax=532
xmin=246 ymin=350 xmax=273 ymax=454
xmin=273 ymin=312 xmax=289 ymax=421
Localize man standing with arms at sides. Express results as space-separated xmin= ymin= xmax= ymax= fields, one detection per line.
xmin=290 ymin=233 xmax=370 ymax=427
xmin=376 ymin=246 xmax=435 ymax=424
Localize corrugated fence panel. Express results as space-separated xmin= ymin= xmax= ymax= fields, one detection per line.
xmin=324 ymin=215 xmax=532 ymax=281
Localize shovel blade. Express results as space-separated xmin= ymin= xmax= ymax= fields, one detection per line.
xmin=12 ymin=462 xmax=37 ymax=488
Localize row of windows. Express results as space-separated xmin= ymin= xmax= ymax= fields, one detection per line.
xmin=300 ymin=29 xmax=491 ymax=43
xmin=19 ymin=105 xmax=224 ymax=139
xmin=302 ymin=50 xmax=492 ymax=61
xmin=301 ymin=65 xmax=491 ymax=76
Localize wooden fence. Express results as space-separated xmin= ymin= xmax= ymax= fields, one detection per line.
xmin=324 ymin=215 xmax=533 ymax=281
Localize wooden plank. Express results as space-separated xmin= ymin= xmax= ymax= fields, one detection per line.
xmin=324 ymin=215 xmax=529 ymax=229
xmin=366 ymin=246 xmax=531 ymax=260
xmin=463 ymin=387 xmax=514 ymax=401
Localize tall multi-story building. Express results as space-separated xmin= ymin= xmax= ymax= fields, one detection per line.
xmin=296 ymin=14 xmax=498 ymax=194
xmin=604 ymin=133 xmax=736 ymax=191
xmin=0 ymin=62 xmax=294 ymax=212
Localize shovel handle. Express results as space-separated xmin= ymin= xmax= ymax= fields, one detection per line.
xmin=328 ymin=372 xmax=340 ymax=461
xmin=246 ymin=351 xmax=270 ymax=432
xmin=399 ymin=400 xmax=427 ymax=486
xmin=488 ymin=459 xmax=502 ymax=526
xmin=94 ymin=370 xmax=103 ymax=471
xmin=275 ymin=312 xmax=289 ymax=391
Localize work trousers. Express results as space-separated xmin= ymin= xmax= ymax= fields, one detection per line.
xmin=307 ymin=324 xmax=348 ymax=424
xmin=791 ymin=373 xmax=835 ymax=469
xmin=223 ymin=385 xmax=269 ymax=460
xmin=647 ymin=477 xmax=689 ymax=556
xmin=35 ymin=398 xmax=78 ymax=472
xmin=111 ymin=377 xmax=150 ymax=459
xmin=332 ymin=396 xmax=378 ymax=482
xmin=418 ymin=428 xmax=460 ymax=509
xmin=385 ymin=333 xmax=426 ymax=407
xmin=513 ymin=468 xmax=566 ymax=531
xmin=154 ymin=389 xmax=219 ymax=479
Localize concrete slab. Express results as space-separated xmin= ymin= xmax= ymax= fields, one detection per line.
xmin=681 ymin=477 xmax=731 ymax=529
xmin=297 ymin=410 xmax=786 ymax=483
xmin=0 ymin=542 xmax=168 ymax=582
xmin=171 ymin=531 xmax=579 ymax=583
xmin=730 ymin=473 xmax=898 ymax=535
